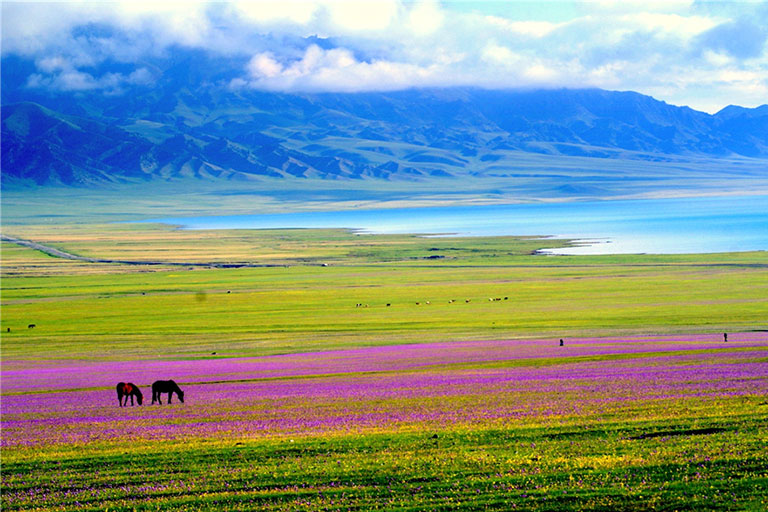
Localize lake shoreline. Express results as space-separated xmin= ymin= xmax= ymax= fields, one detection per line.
xmin=140 ymin=195 xmax=768 ymax=256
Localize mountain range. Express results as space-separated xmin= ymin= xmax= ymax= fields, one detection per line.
xmin=2 ymin=51 xmax=767 ymax=189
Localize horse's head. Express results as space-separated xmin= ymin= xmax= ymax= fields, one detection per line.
xmin=136 ymin=393 xmax=143 ymax=405
xmin=178 ymin=390 xmax=185 ymax=403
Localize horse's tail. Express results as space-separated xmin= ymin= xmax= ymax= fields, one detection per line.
xmin=116 ymin=382 xmax=126 ymax=407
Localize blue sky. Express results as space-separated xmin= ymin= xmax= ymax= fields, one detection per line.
xmin=2 ymin=1 xmax=766 ymax=113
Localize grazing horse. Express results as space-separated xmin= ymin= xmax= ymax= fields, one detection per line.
xmin=116 ymin=382 xmax=143 ymax=407
xmin=151 ymin=380 xmax=185 ymax=404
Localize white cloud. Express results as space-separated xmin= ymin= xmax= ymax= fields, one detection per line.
xmin=27 ymin=64 xmax=154 ymax=93
xmin=702 ymin=50 xmax=733 ymax=67
xmin=233 ymin=1 xmax=318 ymax=25
xmin=407 ymin=0 xmax=444 ymax=36
xmin=589 ymin=0 xmax=694 ymax=15
xmin=248 ymin=53 xmax=284 ymax=78
xmin=481 ymin=44 xmax=523 ymax=67
xmin=36 ymin=56 xmax=72 ymax=73
xmin=2 ymin=1 xmax=767 ymax=110
xmin=240 ymin=44 xmax=441 ymax=92
xmin=626 ymin=12 xmax=716 ymax=37
xmin=326 ymin=0 xmax=400 ymax=32
xmin=485 ymin=17 xmax=558 ymax=38
xmin=522 ymin=63 xmax=561 ymax=83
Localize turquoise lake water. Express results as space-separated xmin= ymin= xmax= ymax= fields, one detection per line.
xmin=148 ymin=195 xmax=768 ymax=255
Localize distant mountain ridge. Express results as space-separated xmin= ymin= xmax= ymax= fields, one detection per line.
xmin=2 ymin=52 xmax=767 ymax=188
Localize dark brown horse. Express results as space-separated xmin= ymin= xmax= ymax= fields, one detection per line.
xmin=116 ymin=382 xmax=143 ymax=407
xmin=151 ymin=380 xmax=185 ymax=404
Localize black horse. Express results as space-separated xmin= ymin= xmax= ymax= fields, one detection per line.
xmin=116 ymin=382 xmax=143 ymax=407
xmin=151 ymin=380 xmax=185 ymax=404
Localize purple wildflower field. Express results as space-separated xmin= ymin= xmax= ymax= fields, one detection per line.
xmin=2 ymin=333 xmax=767 ymax=447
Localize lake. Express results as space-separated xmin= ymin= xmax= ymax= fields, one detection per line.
xmin=146 ymin=195 xmax=768 ymax=255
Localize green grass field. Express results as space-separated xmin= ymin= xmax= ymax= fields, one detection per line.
xmin=2 ymin=222 xmax=767 ymax=510
xmin=3 ymin=223 xmax=767 ymax=360
xmin=5 ymin=410 xmax=767 ymax=511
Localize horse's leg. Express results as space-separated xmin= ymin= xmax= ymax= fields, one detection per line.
xmin=129 ymin=395 xmax=134 ymax=406
xmin=168 ymin=392 xmax=173 ymax=404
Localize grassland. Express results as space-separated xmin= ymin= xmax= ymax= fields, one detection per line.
xmin=2 ymin=223 xmax=767 ymax=361
xmin=2 ymin=221 xmax=767 ymax=510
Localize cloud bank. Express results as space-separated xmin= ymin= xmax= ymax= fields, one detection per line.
xmin=2 ymin=1 xmax=767 ymax=112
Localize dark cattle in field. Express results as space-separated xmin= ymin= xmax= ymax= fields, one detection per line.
xmin=28 ymin=324 xmax=35 ymax=329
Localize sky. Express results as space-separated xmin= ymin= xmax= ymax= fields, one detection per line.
xmin=2 ymin=1 xmax=767 ymax=113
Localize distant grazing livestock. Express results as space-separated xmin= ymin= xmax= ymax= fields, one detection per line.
xmin=724 ymin=332 xmax=728 ymax=342
xmin=27 ymin=324 xmax=35 ymax=329
xmin=116 ymin=382 xmax=143 ymax=407
xmin=465 ymin=299 xmax=471 ymax=303
xmin=6 ymin=327 xmax=10 ymax=333
xmin=151 ymin=380 xmax=185 ymax=404
xmin=386 ymin=303 xmax=391 ymax=307
xmin=559 ymin=339 xmax=564 ymax=346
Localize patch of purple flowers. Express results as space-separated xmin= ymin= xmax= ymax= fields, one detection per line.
xmin=2 ymin=333 xmax=766 ymax=446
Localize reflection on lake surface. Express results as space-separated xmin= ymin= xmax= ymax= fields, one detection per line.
xmin=146 ymin=195 xmax=768 ymax=255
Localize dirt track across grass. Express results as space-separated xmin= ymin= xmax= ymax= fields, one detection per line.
xmin=0 ymin=234 xmax=285 ymax=269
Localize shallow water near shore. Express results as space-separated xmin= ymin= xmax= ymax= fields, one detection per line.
xmin=146 ymin=195 xmax=768 ymax=254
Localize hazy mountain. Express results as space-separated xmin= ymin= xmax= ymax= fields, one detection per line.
xmin=2 ymin=52 xmax=767 ymax=188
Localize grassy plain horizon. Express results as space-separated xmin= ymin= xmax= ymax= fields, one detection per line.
xmin=3 ymin=219 xmax=767 ymax=360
